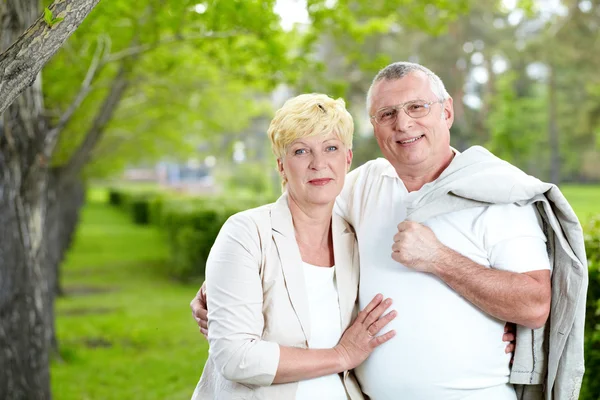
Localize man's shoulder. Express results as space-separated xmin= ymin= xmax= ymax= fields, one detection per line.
xmin=350 ymin=157 xmax=394 ymax=179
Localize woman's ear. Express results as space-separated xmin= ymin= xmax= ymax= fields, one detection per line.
xmin=346 ymin=149 xmax=353 ymax=172
xmin=277 ymin=158 xmax=285 ymax=179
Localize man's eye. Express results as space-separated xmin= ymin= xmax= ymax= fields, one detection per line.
xmin=407 ymin=104 xmax=424 ymax=111
xmin=379 ymin=109 xmax=397 ymax=120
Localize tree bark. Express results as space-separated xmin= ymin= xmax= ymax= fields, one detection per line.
xmin=0 ymin=0 xmax=101 ymax=116
xmin=45 ymin=169 xmax=86 ymax=356
xmin=0 ymin=0 xmax=50 ymax=396
xmin=548 ymin=64 xmax=560 ymax=184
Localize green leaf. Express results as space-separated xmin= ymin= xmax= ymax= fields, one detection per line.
xmin=44 ymin=7 xmax=54 ymax=25
xmin=53 ymin=17 xmax=64 ymax=25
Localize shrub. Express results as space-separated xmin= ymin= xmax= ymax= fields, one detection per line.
xmin=130 ymin=197 xmax=151 ymax=225
xmin=107 ymin=187 xmax=162 ymax=226
xmin=108 ymin=189 xmax=122 ymax=206
xmin=582 ymin=215 xmax=600 ymax=400
xmin=160 ymin=201 xmax=239 ymax=280
xmin=159 ymin=193 xmax=275 ymax=281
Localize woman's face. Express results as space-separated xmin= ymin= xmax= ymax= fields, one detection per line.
xmin=278 ymin=132 xmax=352 ymax=208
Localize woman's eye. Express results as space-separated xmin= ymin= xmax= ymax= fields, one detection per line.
xmin=294 ymin=148 xmax=307 ymax=155
xmin=326 ymin=145 xmax=338 ymax=152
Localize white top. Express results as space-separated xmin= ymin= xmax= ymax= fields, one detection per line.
xmin=295 ymin=263 xmax=348 ymax=400
xmin=335 ymin=158 xmax=551 ymax=400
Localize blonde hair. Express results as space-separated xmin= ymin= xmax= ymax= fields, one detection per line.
xmin=268 ymin=93 xmax=354 ymax=161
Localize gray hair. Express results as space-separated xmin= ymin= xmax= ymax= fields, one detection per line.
xmin=366 ymin=62 xmax=450 ymax=114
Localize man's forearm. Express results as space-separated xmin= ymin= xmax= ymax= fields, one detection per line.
xmin=432 ymin=247 xmax=551 ymax=329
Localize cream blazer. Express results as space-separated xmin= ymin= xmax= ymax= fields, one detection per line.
xmin=191 ymin=193 xmax=364 ymax=400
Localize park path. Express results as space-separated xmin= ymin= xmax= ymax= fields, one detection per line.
xmin=51 ymin=189 xmax=208 ymax=400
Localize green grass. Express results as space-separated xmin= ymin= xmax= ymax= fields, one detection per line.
xmin=560 ymin=184 xmax=600 ymax=222
xmin=51 ymin=188 xmax=207 ymax=400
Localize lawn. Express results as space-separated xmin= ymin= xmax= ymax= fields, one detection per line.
xmin=560 ymin=184 xmax=600 ymax=222
xmin=51 ymin=184 xmax=599 ymax=399
xmin=51 ymin=189 xmax=207 ymax=400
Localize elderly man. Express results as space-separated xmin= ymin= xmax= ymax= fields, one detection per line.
xmin=192 ymin=62 xmax=587 ymax=400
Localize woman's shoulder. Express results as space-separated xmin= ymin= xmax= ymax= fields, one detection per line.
xmin=221 ymin=202 xmax=276 ymax=238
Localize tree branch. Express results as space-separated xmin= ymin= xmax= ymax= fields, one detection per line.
xmin=58 ymin=62 xmax=129 ymax=188
xmin=0 ymin=0 xmax=101 ymax=116
xmin=43 ymin=35 xmax=108 ymax=157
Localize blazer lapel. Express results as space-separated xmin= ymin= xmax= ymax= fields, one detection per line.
xmin=270 ymin=193 xmax=312 ymax=342
xmin=332 ymin=213 xmax=356 ymax=330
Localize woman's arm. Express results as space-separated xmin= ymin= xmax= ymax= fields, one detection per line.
xmin=204 ymin=213 xmax=395 ymax=386
xmin=273 ymin=294 xmax=396 ymax=384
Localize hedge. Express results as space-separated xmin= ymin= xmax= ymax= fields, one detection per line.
xmin=107 ymin=186 xmax=274 ymax=280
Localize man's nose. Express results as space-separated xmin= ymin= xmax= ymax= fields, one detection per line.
xmin=394 ymin=109 xmax=414 ymax=131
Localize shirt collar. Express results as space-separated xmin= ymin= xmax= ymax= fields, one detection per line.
xmin=380 ymin=146 xmax=461 ymax=179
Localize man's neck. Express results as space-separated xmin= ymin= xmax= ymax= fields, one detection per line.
xmin=394 ymin=149 xmax=455 ymax=192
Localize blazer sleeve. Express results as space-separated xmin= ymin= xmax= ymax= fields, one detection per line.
xmin=205 ymin=212 xmax=280 ymax=386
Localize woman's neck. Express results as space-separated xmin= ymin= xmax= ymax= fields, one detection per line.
xmin=288 ymin=195 xmax=333 ymax=247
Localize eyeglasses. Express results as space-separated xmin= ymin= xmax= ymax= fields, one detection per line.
xmin=371 ymin=99 xmax=443 ymax=126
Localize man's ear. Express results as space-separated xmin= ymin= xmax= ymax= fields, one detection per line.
xmin=443 ymin=97 xmax=454 ymax=128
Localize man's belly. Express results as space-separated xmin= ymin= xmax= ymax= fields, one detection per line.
xmin=355 ymin=266 xmax=514 ymax=400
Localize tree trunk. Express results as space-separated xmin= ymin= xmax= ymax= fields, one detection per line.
xmin=548 ymin=64 xmax=561 ymax=184
xmin=45 ymin=169 xmax=86 ymax=355
xmin=1 ymin=1 xmax=51 ymax=398
xmin=0 ymin=53 xmax=51 ymax=400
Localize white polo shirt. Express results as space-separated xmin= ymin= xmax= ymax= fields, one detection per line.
xmin=334 ymin=157 xmax=551 ymax=400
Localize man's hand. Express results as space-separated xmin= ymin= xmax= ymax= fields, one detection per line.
xmin=391 ymin=221 xmax=446 ymax=273
xmin=190 ymin=282 xmax=208 ymax=338
xmin=504 ymin=322 xmax=517 ymax=364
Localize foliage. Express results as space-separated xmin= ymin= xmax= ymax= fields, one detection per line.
xmin=486 ymin=71 xmax=548 ymax=176
xmin=582 ymin=215 xmax=600 ymax=400
xmin=43 ymin=0 xmax=294 ymax=181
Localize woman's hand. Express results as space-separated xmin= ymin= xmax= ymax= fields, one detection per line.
xmin=334 ymin=294 xmax=396 ymax=371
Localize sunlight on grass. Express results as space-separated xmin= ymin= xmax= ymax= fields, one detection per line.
xmin=560 ymin=184 xmax=600 ymax=222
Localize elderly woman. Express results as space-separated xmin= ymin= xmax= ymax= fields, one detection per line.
xmin=191 ymin=93 xmax=395 ymax=400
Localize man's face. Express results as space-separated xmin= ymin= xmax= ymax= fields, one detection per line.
xmin=369 ymin=72 xmax=454 ymax=174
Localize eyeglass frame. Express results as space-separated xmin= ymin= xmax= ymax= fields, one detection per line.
xmin=370 ymin=99 xmax=445 ymax=126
